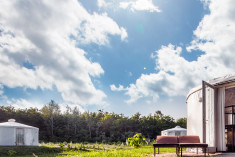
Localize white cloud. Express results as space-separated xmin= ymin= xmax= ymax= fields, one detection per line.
xmin=10 ymin=99 xmax=44 ymax=110
xmin=0 ymin=0 xmax=127 ymax=106
xmin=120 ymin=0 xmax=161 ymax=13
xmin=77 ymin=12 xmax=128 ymax=45
xmin=111 ymin=44 xmax=208 ymax=103
xmin=110 ymin=84 xmax=126 ymax=91
xmin=97 ymin=0 xmax=109 ymax=8
xmin=186 ymin=0 xmax=235 ymax=74
xmin=7 ymin=98 xmax=85 ymax=113
xmin=112 ymin=0 xmax=235 ymax=103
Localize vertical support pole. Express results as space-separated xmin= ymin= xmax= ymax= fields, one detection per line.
xmin=214 ymin=88 xmax=217 ymax=150
xmin=202 ymin=81 xmax=206 ymax=144
xmin=232 ymin=105 xmax=234 ymax=151
xmin=154 ymin=147 xmax=155 ymax=157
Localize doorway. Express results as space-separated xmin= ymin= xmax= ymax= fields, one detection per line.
xmin=16 ymin=128 xmax=24 ymax=146
xmin=225 ymin=87 xmax=235 ymax=151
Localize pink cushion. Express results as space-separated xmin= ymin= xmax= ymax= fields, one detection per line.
xmin=156 ymin=136 xmax=178 ymax=144
xmin=178 ymin=136 xmax=200 ymax=143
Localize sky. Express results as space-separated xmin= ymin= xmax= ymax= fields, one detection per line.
xmin=0 ymin=0 xmax=235 ymax=119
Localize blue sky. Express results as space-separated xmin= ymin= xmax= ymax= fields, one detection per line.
xmin=0 ymin=0 xmax=234 ymax=119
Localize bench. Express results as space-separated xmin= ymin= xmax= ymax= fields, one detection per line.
xmin=153 ymin=136 xmax=179 ymax=157
xmin=153 ymin=136 xmax=208 ymax=157
xmin=178 ymin=136 xmax=208 ymax=157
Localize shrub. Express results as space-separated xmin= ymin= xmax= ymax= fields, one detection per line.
xmin=127 ymin=133 xmax=147 ymax=148
xmin=8 ymin=150 xmax=17 ymax=156
xmin=59 ymin=143 xmax=65 ymax=149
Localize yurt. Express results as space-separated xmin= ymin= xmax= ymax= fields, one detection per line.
xmin=0 ymin=119 xmax=39 ymax=146
xmin=186 ymin=74 xmax=235 ymax=152
xmin=161 ymin=126 xmax=187 ymax=136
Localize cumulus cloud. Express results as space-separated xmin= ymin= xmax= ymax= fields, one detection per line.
xmin=10 ymin=99 xmax=44 ymax=110
xmin=0 ymin=0 xmax=127 ymax=106
xmin=8 ymin=98 xmax=85 ymax=113
xmin=112 ymin=0 xmax=235 ymax=103
xmin=120 ymin=0 xmax=161 ymax=13
xmin=112 ymin=44 xmax=208 ymax=103
xmin=76 ymin=12 xmax=127 ymax=45
xmin=110 ymin=84 xmax=126 ymax=91
xmin=97 ymin=0 xmax=109 ymax=8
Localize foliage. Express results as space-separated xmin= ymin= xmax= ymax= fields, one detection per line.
xmin=127 ymin=133 xmax=147 ymax=148
xmin=8 ymin=150 xmax=17 ymax=156
xmin=59 ymin=143 xmax=64 ymax=149
xmin=0 ymin=100 xmax=186 ymax=143
xmin=176 ymin=117 xmax=187 ymax=128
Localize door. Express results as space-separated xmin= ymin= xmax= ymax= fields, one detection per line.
xmin=202 ymin=81 xmax=216 ymax=147
xmin=16 ymin=128 xmax=24 ymax=146
xmin=175 ymin=131 xmax=181 ymax=136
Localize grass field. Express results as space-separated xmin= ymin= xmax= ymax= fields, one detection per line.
xmin=0 ymin=143 xmax=178 ymax=157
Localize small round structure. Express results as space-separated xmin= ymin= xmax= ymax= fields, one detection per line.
xmin=161 ymin=126 xmax=187 ymax=136
xmin=0 ymin=119 xmax=39 ymax=146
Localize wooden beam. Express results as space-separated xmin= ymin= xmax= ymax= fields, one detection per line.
xmin=204 ymin=81 xmax=216 ymax=89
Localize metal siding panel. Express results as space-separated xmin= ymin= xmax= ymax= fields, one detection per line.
xmin=187 ymin=90 xmax=203 ymax=142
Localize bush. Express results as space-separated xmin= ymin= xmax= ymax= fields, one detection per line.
xmin=8 ymin=150 xmax=17 ymax=156
xmin=59 ymin=143 xmax=65 ymax=149
xmin=127 ymin=133 xmax=147 ymax=148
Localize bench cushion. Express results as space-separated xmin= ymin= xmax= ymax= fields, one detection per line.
xmin=178 ymin=136 xmax=208 ymax=148
xmin=156 ymin=136 xmax=178 ymax=144
xmin=178 ymin=136 xmax=200 ymax=143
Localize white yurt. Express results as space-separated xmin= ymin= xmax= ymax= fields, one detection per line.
xmin=0 ymin=119 xmax=39 ymax=146
xmin=186 ymin=74 xmax=235 ymax=152
xmin=161 ymin=126 xmax=187 ymax=136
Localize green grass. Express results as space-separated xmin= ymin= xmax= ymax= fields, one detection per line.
xmin=0 ymin=143 xmax=178 ymax=157
xmin=59 ymin=146 xmax=177 ymax=157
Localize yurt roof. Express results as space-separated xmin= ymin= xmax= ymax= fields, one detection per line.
xmin=0 ymin=119 xmax=39 ymax=129
xmin=162 ymin=126 xmax=187 ymax=132
xmin=186 ymin=74 xmax=235 ymax=100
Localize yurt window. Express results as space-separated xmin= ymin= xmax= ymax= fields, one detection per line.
xmin=16 ymin=128 xmax=24 ymax=146
xmin=175 ymin=131 xmax=180 ymax=136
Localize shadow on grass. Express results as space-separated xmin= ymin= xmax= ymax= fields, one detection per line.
xmin=0 ymin=146 xmax=62 ymax=156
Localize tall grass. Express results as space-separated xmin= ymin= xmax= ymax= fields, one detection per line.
xmin=0 ymin=143 xmax=177 ymax=157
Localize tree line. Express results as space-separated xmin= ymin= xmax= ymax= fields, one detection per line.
xmin=0 ymin=100 xmax=186 ymax=143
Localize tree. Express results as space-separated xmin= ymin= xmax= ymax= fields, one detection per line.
xmin=176 ymin=118 xmax=187 ymax=128
xmin=41 ymin=100 xmax=60 ymax=138
xmin=0 ymin=104 xmax=187 ymax=143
